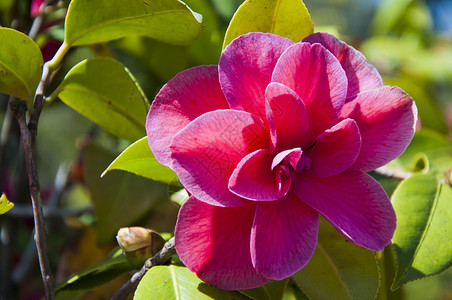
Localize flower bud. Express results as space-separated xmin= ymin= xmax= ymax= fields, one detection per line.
xmin=116 ymin=227 xmax=166 ymax=268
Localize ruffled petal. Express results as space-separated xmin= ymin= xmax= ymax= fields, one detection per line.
xmin=175 ymin=197 xmax=268 ymax=290
xmin=229 ymin=149 xmax=286 ymax=201
xmin=146 ymin=65 xmax=229 ymax=166
xmin=171 ymin=110 xmax=268 ymax=207
xmin=305 ymin=118 xmax=361 ymax=177
xmin=251 ymin=192 xmax=318 ymax=280
xmin=219 ymin=32 xmax=294 ymax=120
xmin=293 ymin=170 xmax=396 ymax=251
xmin=303 ymin=32 xmax=383 ymax=97
xmin=265 ymin=82 xmax=309 ymax=150
xmin=272 ymin=42 xmax=347 ymax=147
xmin=340 ymin=86 xmax=417 ymax=171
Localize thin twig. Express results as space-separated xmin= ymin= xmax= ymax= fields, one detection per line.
xmin=374 ymin=166 xmax=412 ymax=180
xmin=9 ymin=100 xmax=54 ymax=300
xmin=112 ymin=237 xmax=176 ymax=300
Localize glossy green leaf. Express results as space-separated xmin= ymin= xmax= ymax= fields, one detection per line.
xmin=0 ymin=27 xmax=43 ymax=101
xmin=292 ymin=218 xmax=380 ymax=300
xmin=55 ymin=57 xmax=148 ymax=142
xmin=391 ymin=173 xmax=452 ymax=289
xmin=102 ymin=137 xmax=179 ymax=185
xmin=55 ymin=247 xmax=134 ymax=291
xmin=84 ymin=142 xmax=168 ymax=245
xmin=223 ymin=0 xmax=313 ymax=49
xmin=64 ymin=0 xmax=203 ymax=47
xmin=170 ymin=189 xmax=189 ymax=206
xmin=0 ymin=193 xmax=14 ymax=214
xmin=239 ymin=279 xmax=289 ymax=300
xmin=135 ymin=265 xmax=249 ymax=299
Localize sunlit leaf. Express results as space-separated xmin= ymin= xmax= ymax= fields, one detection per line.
xmin=170 ymin=189 xmax=189 ymax=206
xmin=391 ymin=173 xmax=452 ymax=289
xmin=135 ymin=265 xmax=249 ymax=299
xmin=55 ymin=57 xmax=148 ymax=142
xmin=84 ymin=142 xmax=168 ymax=245
xmin=0 ymin=193 xmax=14 ymax=214
xmin=0 ymin=27 xmax=43 ymax=101
xmin=223 ymin=0 xmax=313 ymax=49
xmin=102 ymin=137 xmax=179 ymax=185
xmin=55 ymin=247 xmax=134 ymax=291
xmin=292 ymin=218 xmax=380 ymax=300
xmin=65 ymin=0 xmax=203 ymax=46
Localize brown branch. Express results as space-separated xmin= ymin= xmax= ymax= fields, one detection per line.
xmin=112 ymin=237 xmax=176 ymax=300
xmin=9 ymin=100 xmax=54 ymax=300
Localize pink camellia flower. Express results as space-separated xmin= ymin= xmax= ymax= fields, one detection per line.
xmin=146 ymin=32 xmax=417 ymax=290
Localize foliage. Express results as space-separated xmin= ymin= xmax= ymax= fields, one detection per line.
xmin=0 ymin=0 xmax=451 ymax=299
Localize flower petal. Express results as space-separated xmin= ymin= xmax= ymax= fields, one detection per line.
xmin=340 ymin=86 xmax=417 ymax=171
xmin=146 ymin=65 xmax=229 ymax=166
xmin=272 ymin=42 xmax=347 ymax=146
xmin=175 ymin=197 xmax=268 ymax=290
xmin=171 ymin=110 xmax=268 ymax=207
xmin=251 ymin=192 xmax=318 ymax=280
xmin=293 ymin=170 xmax=396 ymax=251
xmin=305 ymin=118 xmax=361 ymax=177
xmin=265 ymin=82 xmax=309 ymax=150
xmin=219 ymin=32 xmax=294 ymax=120
xmin=229 ymin=149 xmax=285 ymax=201
xmin=303 ymin=32 xmax=383 ymax=97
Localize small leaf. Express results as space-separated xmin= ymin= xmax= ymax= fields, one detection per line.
xmin=55 ymin=57 xmax=148 ymax=142
xmin=65 ymin=0 xmax=203 ymax=47
xmin=0 ymin=27 xmax=43 ymax=101
xmin=135 ymin=265 xmax=249 ymax=299
xmin=292 ymin=218 xmax=380 ymax=300
xmin=223 ymin=0 xmax=313 ymax=49
xmin=55 ymin=247 xmax=134 ymax=291
xmin=102 ymin=137 xmax=178 ymax=185
xmin=170 ymin=189 xmax=189 ymax=206
xmin=0 ymin=193 xmax=14 ymax=214
xmin=391 ymin=173 xmax=452 ymax=289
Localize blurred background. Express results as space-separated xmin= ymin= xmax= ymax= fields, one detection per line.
xmin=0 ymin=0 xmax=451 ymax=299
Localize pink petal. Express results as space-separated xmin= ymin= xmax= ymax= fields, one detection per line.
xmin=293 ymin=170 xmax=396 ymax=251
xmin=265 ymin=82 xmax=309 ymax=150
xmin=251 ymin=192 xmax=318 ymax=280
xmin=229 ymin=149 xmax=287 ymax=201
xmin=340 ymin=86 xmax=417 ymax=171
xmin=271 ymin=148 xmax=303 ymax=170
xmin=170 ymin=110 xmax=268 ymax=207
xmin=175 ymin=197 xmax=269 ymax=290
xmin=219 ymin=33 xmax=294 ymax=120
xmin=303 ymin=32 xmax=383 ymax=97
xmin=305 ymin=118 xmax=361 ymax=177
xmin=146 ymin=66 xmax=229 ymax=166
xmin=272 ymin=43 xmax=347 ymax=147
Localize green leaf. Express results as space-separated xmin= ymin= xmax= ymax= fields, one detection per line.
xmin=55 ymin=57 xmax=148 ymax=142
xmin=223 ymin=0 xmax=313 ymax=49
xmin=0 ymin=27 xmax=43 ymax=101
xmin=55 ymin=247 xmax=134 ymax=291
xmin=391 ymin=173 xmax=452 ymax=289
xmin=170 ymin=189 xmax=189 ymax=206
xmin=64 ymin=0 xmax=203 ymax=47
xmin=135 ymin=265 xmax=250 ymax=299
xmin=84 ymin=142 xmax=169 ymax=245
xmin=292 ymin=218 xmax=380 ymax=300
xmin=0 ymin=193 xmax=14 ymax=214
xmin=102 ymin=137 xmax=179 ymax=185
xmin=239 ymin=279 xmax=289 ymax=300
